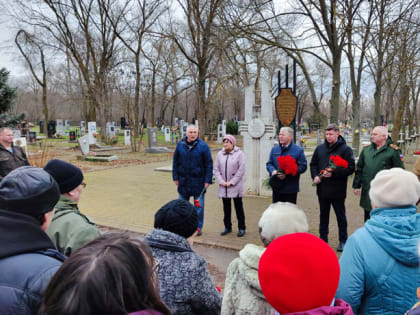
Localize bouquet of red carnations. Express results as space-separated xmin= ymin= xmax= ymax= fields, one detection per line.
xmin=276 ymin=155 xmax=298 ymax=176
xmin=313 ymin=155 xmax=348 ymax=186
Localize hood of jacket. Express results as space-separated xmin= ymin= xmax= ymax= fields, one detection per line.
xmin=145 ymin=228 xmax=193 ymax=253
xmin=222 ymin=145 xmax=240 ymax=155
xmin=365 ymin=206 xmax=420 ymax=266
xmin=237 ymin=243 xmax=266 ymax=298
xmin=0 ymin=209 xmax=57 ymax=258
xmin=323 ymin=135 xmax=347 ymax=153
xmin=52 ymin=194 xmax=80 ymax=220
xmin=284 ymin=298 xmax=353 ymax=315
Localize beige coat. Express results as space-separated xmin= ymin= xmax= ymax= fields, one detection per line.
xmin=221 ymin=244 xmax=273 ymax=315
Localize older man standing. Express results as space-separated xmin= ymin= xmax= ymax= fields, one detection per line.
xmin=0 ymin=127 xmax=29 ymax=179
xmin=353 ymin=126 xmax=403 ymax=221
xmin=266 ymin=127 xmax=307 ymax=204
xmin=173 ymin=125 xmax=213 ymax=235
xmin=310 ymin=123 xmax=355 ymax=251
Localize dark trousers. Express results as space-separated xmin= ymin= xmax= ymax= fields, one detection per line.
xmin=318 ymin=197 xmax=348 ymax=243
xmin=272 ymin=191 xmax=297 ymax=204
xmin=222 ymin=197 xmax=246 ymax=230
xmin=364 ymin=209 xmax=371 ymax=222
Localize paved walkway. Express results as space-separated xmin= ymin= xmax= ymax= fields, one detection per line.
xmin=80 ymin=158 xmax=369 ymax=252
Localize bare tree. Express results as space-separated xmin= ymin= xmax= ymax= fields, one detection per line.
xmin=15 ymin=30 xmax=49 ymax=133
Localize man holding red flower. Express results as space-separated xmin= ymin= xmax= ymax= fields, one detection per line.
xmin=310 ymin=123 xmax=355 ymax=252
xmin=266 ymin=127 xmax=307 ymax=204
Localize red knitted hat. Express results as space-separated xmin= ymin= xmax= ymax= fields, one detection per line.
xmin=258 ymin=233 xmax=340 ymax=314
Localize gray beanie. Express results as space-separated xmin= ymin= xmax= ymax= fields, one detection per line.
xmin=0 ymin=166 xmax=60 ymax=217
xmin=369 ymin=168 xmax=420 ymax=208
xmin=154 ymin=199 xmax=198 ymax=238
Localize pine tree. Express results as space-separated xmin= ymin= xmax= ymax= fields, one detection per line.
xmin=0 ymin=68 xmax=24 ymax=128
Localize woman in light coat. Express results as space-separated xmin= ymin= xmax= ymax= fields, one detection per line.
xmin=214 ymin=135 xmax=246 ymax=237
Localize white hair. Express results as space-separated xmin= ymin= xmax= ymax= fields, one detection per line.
xmin=373 ymin=126 xmax=388 ymax=136
xmin=280 ymin=127 xmax=294 ymax=137
xmin=186 ymin=124 xmax=198 ymax=132
xmin=258 ymin=202 xmax=309 ymax=247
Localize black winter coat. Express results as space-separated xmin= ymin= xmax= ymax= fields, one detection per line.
xmin=0 ymin=144 xmax=29 ymax=179
xmin=310 ymin=136 xmax=355 ymax=199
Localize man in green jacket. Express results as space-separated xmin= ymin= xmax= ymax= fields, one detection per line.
xmin=44 ymin=159 xmax=101 ymax=256
xmin=353 ymin=126 xmax=404 ymax=221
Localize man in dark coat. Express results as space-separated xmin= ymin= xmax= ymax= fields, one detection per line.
xmin=310 ymin=123 xmax=355 ymax=251
xmin=0 ymin=127 xmax=29 ymax=179
xmin=0 ymin=166 xmax=66 ymax=314
xmin=266 ymin=127 xmax=307 ymax=204
xmin=353 ymin=126 xmax=404 ymax=221
xmin=172 ymin=125 xmax=213 ymax=235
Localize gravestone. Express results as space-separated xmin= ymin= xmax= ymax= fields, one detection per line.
xmin=164 ymin=127 xmax=171 ymax=142
xmin=81 ymin=121 xmax=86 ymax=133
xmin=56 ymin=120 xmax=64 ymax=135
xmin=146 ymin=127 xmax=170 ymax=153
xmin=69 ymin=131 xmax=76 ymax=141
xmin=239 ymin=80 xmax=276 ymax=196
xmin=121 ymin=117 xmax=126 ymax=129
xmin=174 ymin=117 xmax=179 ymax=129
xmin=12 ymin=129 xmax=21 ymax=138
xmin=88 ymin=122 xmax=97 ymax=145
xmin=124 ymin=130 xmax=131 ymax=146
xmin=78 ymin=135 xmax=90 ymax=155
xmin=217 ymin=124 xmax=224 ymax=143
xmin=106 ymin=122 xmax=116 ymax=138
xmin=39 ymin=121 xmax=44 ymax=134
xmin=47 ymin=120 xmax=56 ymax=138
xmin=28 ymin=131 xmax=37 ymax=144
xmin=195 ymin=120 xmax=199 ymax=130
xmin=65 ymin=120 xmax=70 ymax=130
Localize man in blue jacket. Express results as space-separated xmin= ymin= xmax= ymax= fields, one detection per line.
xmin=266 ymin=127 xmax=307 ymax=204
xmin=173 ymin=125 xmax=213 ymax=235
xmin=0 ymin=166 xmax=66 ymax=314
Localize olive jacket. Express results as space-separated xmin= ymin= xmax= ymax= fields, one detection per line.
xmin=352 ymin=140 xmax=403 ymax=211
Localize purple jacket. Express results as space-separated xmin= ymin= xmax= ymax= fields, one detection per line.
xmin=214 ymin=146 xmax=245 ymax=198
xmin=280 ymin=299 xmax=354 ymax=315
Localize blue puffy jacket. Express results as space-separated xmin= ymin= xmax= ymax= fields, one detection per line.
xmin=0 ymin=210 xmax=66 ymax=315
xmin=172 ymin=137 xmax=213 ymax=197
xmin=336 ymin=206 xmax=420 ymax=315
xmin=266 ymin=143 xmax=307 ymax=193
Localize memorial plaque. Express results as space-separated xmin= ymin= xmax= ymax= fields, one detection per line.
xmin=275 ymin=88 xmax=297 ymax=126
xmin=248 ymin=118 xmax=265 ymax=139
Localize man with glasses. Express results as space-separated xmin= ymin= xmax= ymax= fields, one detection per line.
xmin=44 ymin=159 xmax=100 ymax=256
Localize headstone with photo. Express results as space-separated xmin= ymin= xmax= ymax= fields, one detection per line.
xmin=121 ymin=117 xmax=126 ymax=129
xmin=81 ymin=121 xmax=86 ymax=133
xmin=47 ymin=120 xmax=56 ymax=138
xmin=174 ymin=117 xmax=179 ymax=129
xmin=65 ymin=120 xmax=70 ymax=130
xmin=164 ymin=127 xmax=171 ymax=142
xmin=195 ymin=120 xmax=199 ymax=130
xmin=56 ymin=120 xmax=64 ymax=135
xmin=217 ymin=124 xmax=224 ymax=143
xmin=124 ymin=129 xmax=131 ymax=146
xmin=69 ymin=131 xmax=76 ymax=141
xmin=28 ymin=131 xmax=37 ymax=144
xmin=88 ymin=122 xmax=97 ymax=145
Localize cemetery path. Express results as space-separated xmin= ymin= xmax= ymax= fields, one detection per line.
xmin=79 ymin=153 xmax=418 ymax=288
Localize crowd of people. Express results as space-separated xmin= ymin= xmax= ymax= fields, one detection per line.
xmin=0 ymin=124 xmax=419 ymax=315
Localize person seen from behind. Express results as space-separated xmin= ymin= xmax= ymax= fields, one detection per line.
xmin=336 ymin=167 xmax=420 ymax=314
xmin=221 ymin=202 xmax=309 ymax=315
xmin=259 ymin=233 xmax=353 ymax=315
xmin=0 ymin=166 xmax=65 ymax=315
xmin=43 ymin=233 xmax=170 ymax=315
xmin=145 ymin=199 xmax=222 ymax=315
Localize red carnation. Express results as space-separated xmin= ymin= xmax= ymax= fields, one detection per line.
xmin=194 ymin=199 xmax=200 ymax=207
xmin=276 ymin=155 xmax=298 ymax=176
xmin=329 ymin=155 xmax=348 ymax=168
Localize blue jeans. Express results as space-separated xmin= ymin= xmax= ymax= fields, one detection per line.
xmin=179 ymin=193 xmax=205 ymax=230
